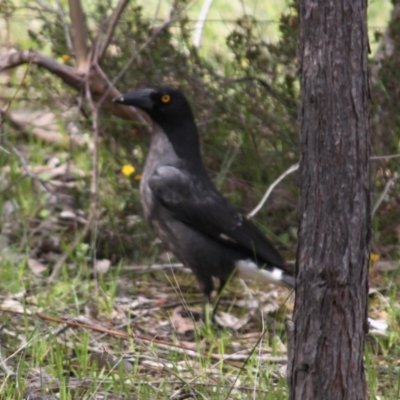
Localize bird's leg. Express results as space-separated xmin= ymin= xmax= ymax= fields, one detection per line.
xmin=211 ymin=278 xmax=227 ymax=321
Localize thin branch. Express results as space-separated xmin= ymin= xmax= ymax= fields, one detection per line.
xmin=0 ymin=57 xmax=55 ymax=195
xmin=370 ymin=153 xmax=400 ymax=160
xmin=0 ymin=338 xmax=14 ymax=377
xmin=192 ymin=0 xmax=214 ymax=48
xmin=0 ymin=49 xmax=83 ymax=87
xmin=96 ymin=7 xmax=182 ymax=108
xmin=246 ymin=150 xmax=399 ymax=218
xmin=85 ymin=68 xmax=100 ymax=284
xmin=0 ymin=49 xmax=143 ymax=122
xmin=152 ymin=0 xmax=163 ymax=24
xmin=48 ymin=216 xmax=92 ymax=282
xmin=2 ymin=137 xmax=53 ymax=194
xmin=36 ymin=312 xmax=242 ymax=366
xmin=68 ymin=0 xmax=89 ymax=70
xmin=370 ymin=1 xmax=400 ymax=84
xmin=34 ymin=0 xmax=54 ymax=13
xmin=1 ymin=51 xmax=35 ymax=121
xmin=372 ymin=175 xmax=399 ymax=216
xmin=247 ymin=163 xmax=299 ymax=219
xmin=98 ymin=0 xmax=130 ymax=62
xmin=55 ymin=0 xmax=74 ymax=55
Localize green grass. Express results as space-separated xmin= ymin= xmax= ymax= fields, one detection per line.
xmin=0 ymin=220 xmax=399 ymax=399
xmin=0 ymin=254 xmax=292 ymax=398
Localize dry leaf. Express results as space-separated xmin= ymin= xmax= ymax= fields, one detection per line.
xmin=214 ymin=312 xmax=250 ymax=330
xmin=28 ymin=258 xmax=47 ymax=275
xmin=170 ymin=306 xmax=200 ymax=335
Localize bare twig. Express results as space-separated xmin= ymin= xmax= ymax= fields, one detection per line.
xmin=193 ymin=0 xmax=214 ymax=48
xmin=98 ymin=0 xmax=130 ymax=62
xmin=34 ymin=0 xmax=54 ymax=12
xmin=2 ymin=137 xmax=53 ymax=194
xmin=152 ymin=0 xmax=163 ymax=24
xmin=0 ymin=49 xmax=83 ymax=88
xmin=85 ymin=75 xmax=100 ymax=203
xmin=1 ymin=59 xmax=53 ymax=193
xmin=0 ymin=49 xmax=142 ymax=122
xmin=370 ymin=153 xmax=400 ymax=160
xmin=68 ymin=0 xmax=89 ymax=70
xmin=370 ymin=1 xmax=400 ymax=83
xmin=285 ymin=318 xmax=294 ymax=386
xmin=48 ymin=216 xmax=92 ymax=282
xmin=0 ymin=338 xmax=14 ymax=377
xmin=372 ymin=175 xmax=399 ymax=217
xmin=96 ymin=8 xmax=182 ymax=108
xmin=246 ymin=153 xmax=398 ymax=218
xmin=1 ymin=51 xmax=35 ymax=121
xmin=55 ymin=0 xmax=74 ymax=55
xmin=119 ymin=262 xmax=186 ymax=272
xmin=247 ymin=163 xmax=299 ymax=219
xmin=36 ymin=313 xmax=242 ymax=367
xmin=85 ymin=68 xmax=100 ymax=282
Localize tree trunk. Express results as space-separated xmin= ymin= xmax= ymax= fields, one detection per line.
xmin=288 ymin=0 xmax=371 ymax=399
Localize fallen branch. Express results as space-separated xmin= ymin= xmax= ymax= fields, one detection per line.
xmin=36 ymin=312 xmax=244 ymax=367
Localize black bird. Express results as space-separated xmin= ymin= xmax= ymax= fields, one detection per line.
xmin=113 ymin=87 xmax=294 ymax=320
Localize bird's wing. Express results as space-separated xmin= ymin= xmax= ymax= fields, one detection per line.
xmin=148 ymin=165 xmax=287 ymax=269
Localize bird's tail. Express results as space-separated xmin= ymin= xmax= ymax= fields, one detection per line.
xmin=281 ymin=272 xmax=295 ymax=288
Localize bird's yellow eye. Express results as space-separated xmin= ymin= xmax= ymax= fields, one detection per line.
xmin=161 ymin=94 xmax=171 ymax=103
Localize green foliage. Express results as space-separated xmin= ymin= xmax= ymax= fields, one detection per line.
xmin=17 ymin=0 xmax=301 ymax=262
xmin=369 ymin=12 xmax=400 ymax=258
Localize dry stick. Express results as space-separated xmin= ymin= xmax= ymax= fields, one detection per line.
xmin=97 ymin=0 xmax=130 ymax=62
xmin=36 ymin=312 xmax=242 ymax=367
xmin=0 ymin=338 xmax=14 ymax=377
xmin=224 ymin=328 xmax=269 ymax=400
xmin=55 ymin=0 xmax=74 ymax=54
xmin=34 ymin=0 xmax=54 ymax=12
xmin=1 ymin=55 xmax=54 ymax=195
xmin=48 ymin=216 xmax=92 ymax=282
xmin=370 ymin=153 xmax=400 ymax=160
xmin=249 ymin=153 xmax=400 ymax=219
xmin=0 ymin=49 xmax=143 ymax=123
xmin=1 ymin=138 xmax=53 ymax=195
xmin=247 ymin=163 xmax=299 ymax=219
xmin=0 ymin=173 xmax=29 ymax=195
xmin=1 ymin=52 xmax=35 ymax=122
xmin=152 ymin=0 xmax=163 ymax=24
xmin=372 ymin=175 xmax=400 ymax=217
xmin=85 ymin=65 xmax=101 ymax=287
xmin=223 ymin=285 xmax=295 ymax=400
xmin=192 ymin=0 xmax=215 ymax=48
xmin=96 ymin=0 xmax=186 ymax=109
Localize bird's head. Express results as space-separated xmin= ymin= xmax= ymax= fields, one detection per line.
xmin=113 ymin=87 xmax=195 ymax=128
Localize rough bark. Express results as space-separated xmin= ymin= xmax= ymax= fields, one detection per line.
xmin=288 ymin=0 xmax=370 ymax=399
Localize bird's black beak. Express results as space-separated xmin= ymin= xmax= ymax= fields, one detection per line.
xmin=113 ymin=89 xmax=154 ymax=110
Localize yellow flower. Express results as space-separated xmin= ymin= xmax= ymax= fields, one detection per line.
xmin=61 ymin=54 xmax=71 ymax=63
xmin=134 ymin=174 xmax=142 ymax=181
xmin=121 ymin=164 xmax=135 ymax=177
xmin=370 ymin=253 xmax=380 ymax=262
